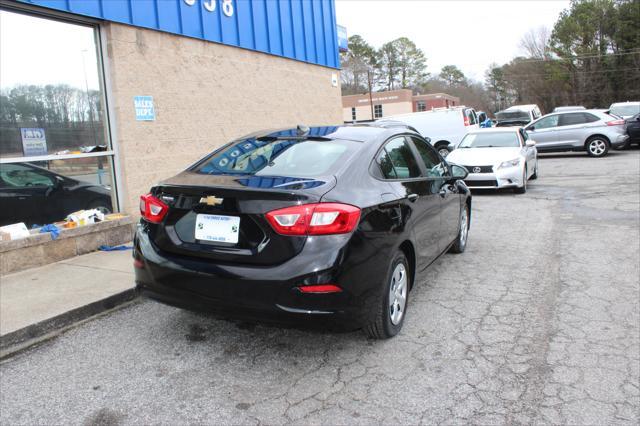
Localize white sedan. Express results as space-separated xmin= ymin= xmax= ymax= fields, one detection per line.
xmin=447 ymin=127 xmax=538 ymax=193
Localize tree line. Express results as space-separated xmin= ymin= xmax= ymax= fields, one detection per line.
xmin=0 ymin=84 xmax=103 ymax=127
xmin=341 ymin=0 xmax=640 ymax=114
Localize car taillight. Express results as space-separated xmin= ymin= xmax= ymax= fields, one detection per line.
xmin=606 ymin=119 xmax=625 ymax=126
xmin=140 ymin=193 xmax=168 ymax=223
xmin=463 ymin=116 xmax=470 ymax=126
xmin=265 ymin=203 xmax=361 ymax=236
xmin=297 ymin=284 xmax=343 ymax=294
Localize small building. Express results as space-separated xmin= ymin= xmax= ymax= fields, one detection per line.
xmin=342 ymin=89 xmax=460 ymax=122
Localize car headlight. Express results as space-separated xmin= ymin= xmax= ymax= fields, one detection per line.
xmin=498 ymin=158 xmax=521 ymax=169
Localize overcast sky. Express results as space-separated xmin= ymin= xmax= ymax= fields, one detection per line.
xmin=335 ymin=0 xmax=571 ymax=81
xmin=0 ymin=10 xmax=100 ymax=91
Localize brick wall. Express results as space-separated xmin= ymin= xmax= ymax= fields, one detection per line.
xmin=103 ymin=23 xmax=342 ymax=215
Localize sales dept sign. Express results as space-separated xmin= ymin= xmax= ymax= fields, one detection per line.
xmin=134 ymin=96 xmax=155 ymax=121
xmin=183 ymin=0 xmax=234 ymax=16
xmin=20 ymin=128 xmax=47 ymax=156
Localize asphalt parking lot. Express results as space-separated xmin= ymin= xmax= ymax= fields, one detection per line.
xmin=1 ymin=149 xmax=639 ymax=425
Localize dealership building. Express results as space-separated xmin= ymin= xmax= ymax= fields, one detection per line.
xmin=342 ymin=89 xmax=460 ymax=122
xmin=0 ymin=0 xmax=343 ymax=224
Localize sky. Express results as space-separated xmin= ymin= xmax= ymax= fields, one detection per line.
xmin=334 ymin=0 xmax=571 ymax=81
xmin=0 ymin=10 xmax=100 ymax=91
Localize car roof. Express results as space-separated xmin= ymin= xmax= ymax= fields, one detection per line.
xmin=504 ymin=104 xmax=538 ymax=112
xmin=610 ymin=101 xmax=640 ymax=106
xmin=468 ymin=127 xmax=522 ymax=134
xmin=236 ymin=124 xmax=408 ymax=144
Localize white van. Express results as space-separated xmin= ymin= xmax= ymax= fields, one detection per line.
xmin=378 ymin=106 xmax=480 ymax=157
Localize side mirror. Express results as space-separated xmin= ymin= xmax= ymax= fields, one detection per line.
xmin=527 ymin=126 xmax=535 ymax=131
xmin=449 ymin=164 xmax=468 ymax=180
xmin=526 ymin=140 xmax=536 ymax=147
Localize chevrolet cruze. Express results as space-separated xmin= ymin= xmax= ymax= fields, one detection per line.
xmin=134 ymin=124 xmax=472 ymax=338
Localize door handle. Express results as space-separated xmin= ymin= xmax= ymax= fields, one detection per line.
xmin=406 ymin=193 xmax=418 ymax=202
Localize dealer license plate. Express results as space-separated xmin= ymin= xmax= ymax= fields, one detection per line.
xmin=194 ymin=214 xmax=240 ymax=244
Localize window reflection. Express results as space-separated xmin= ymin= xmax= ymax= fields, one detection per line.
xmin=0 ymin=9 xmax=107 ymax=158
xmin=0 ymin=158 xmax=114 ymax=227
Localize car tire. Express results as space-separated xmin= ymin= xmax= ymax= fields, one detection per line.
xmin=586 ymin=136 xmax=610 ymax=157
xmin=364 ymin=251 xmax=410 ymax=339
xmin=514 ymin=167 xmax=527 ymax=194
xmin=449 ymin=203 xmax=469 ymax=254
xmin=87 ymin=199 xmax=112 ymax=215
xmin=530 ymin=161 xmax=538 ymax=180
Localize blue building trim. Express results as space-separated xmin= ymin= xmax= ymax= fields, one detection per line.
xmin=16 ymin=0 xmax=339 ymax=69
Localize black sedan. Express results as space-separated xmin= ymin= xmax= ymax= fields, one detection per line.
xmin=134 ymin=124 xmax=472 ymax=338
xmin=0 ymin=162 xmax=113 ymax=227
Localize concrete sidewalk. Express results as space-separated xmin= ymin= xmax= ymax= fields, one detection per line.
xmin=0 ymin=249 xmax=137 ymax=357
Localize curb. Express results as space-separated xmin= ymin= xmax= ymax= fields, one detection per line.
xmin=0 ymin=288 xmax=139 ymax=359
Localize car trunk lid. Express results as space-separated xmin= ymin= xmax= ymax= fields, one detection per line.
xmin=148 ymin=171 xmax=336 ymax=266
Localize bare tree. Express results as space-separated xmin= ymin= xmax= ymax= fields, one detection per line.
xmin=519 ymin=26 xmax=551 ymax=59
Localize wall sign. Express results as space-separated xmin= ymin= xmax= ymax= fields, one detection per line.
xmin=134 ymin=96 xmax=155 ymax=121
xmin=20 ymin=128 xmax=47 ymax=156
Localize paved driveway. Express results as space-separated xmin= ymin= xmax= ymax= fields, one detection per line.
xmin=1 ymin=150 xmax=639 ymax=425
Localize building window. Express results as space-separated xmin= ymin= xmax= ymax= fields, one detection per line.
xmin=374 ymin=104 xmax=383 ymax=119
xmin=417 ymin=101 xmax=426 ymax=112
xmin=351 ymin=107 xmax=357 ymax=121
xmin=0 ymin=9 xmax=117 ymax=227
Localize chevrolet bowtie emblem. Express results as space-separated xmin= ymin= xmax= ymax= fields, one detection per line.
xmin=200 ymin=196 xmax=224 ymax=206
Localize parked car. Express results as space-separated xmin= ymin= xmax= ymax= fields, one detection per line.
xmin=609 ymin=101 xmax=640 ymax=119
xmin=553 ymin=106 xmax=586 ymax=113
xmin=448 ymin=128 xmax=537 ymax=193
xmin=495 ymin=104 xmax=542 ymax=127
xmin=378 ymin=106 xmax=480 ymax=158
xmin=0 ymin=162 xmax=112 ymax=227
xmin=524 ymin=110 xmax=628 ymax=157
xmin=134 ymin=125 xmax=472 ymax=339
xmin=625 ymin=113 xmax=640 ymax=146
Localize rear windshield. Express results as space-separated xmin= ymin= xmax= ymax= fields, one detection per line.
xmin=496 ymin=111 xmax=531 ymax=122
xmin=193 ymin=138 xmax=358 ymax=177
xmin=610 ymin=104 xmax=640 ymax=117
xmin=459 ymin=132 xmax=520 ymax=148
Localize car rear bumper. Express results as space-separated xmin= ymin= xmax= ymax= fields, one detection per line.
xmin=133 ymin=226 xmax=375 ymax=329
xmin=464 ymin=166 xmax=524 ymax=189
xmin=612 ymin=134 xmax=630 ymax=149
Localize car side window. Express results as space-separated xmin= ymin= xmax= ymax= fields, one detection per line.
xmin=520 ymin=128 xmax=529 ymax=144
xmin=467 ymin=109 xmax=478 ymax=125
xmin=377 ymin=137 xmax=421 ymax=179
xmin=0 ymin=164 xmax=54 ymax=188
xmin=533 ymin=115 xmax=559 ymax=130
xmin=533 ymin=107 xmax=542 ymax=119
xmin=558 ymin=113 xmax=587 ymax=126
xmin=409 ymin=136 xmax=446 ymax=178
xmin=583 ymin=113 xmax=600 ymax=123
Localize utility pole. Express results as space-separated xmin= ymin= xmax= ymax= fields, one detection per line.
xmin=367 ymin=69 xmax=374 ymax=120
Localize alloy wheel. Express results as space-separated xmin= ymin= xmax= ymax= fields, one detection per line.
xmin=388 ymin=263 xmax=408 ymax=325
xmin=588 ymin=139 xmax=607 ymax=156
xmin=438 ymin=148 xmax=449 ymax=158
xmin=459 ymin=206 xmax=469 ymax=248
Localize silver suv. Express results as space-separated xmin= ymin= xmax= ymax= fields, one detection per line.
xmin=524 ymin=110 xmax=628 ymax=157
